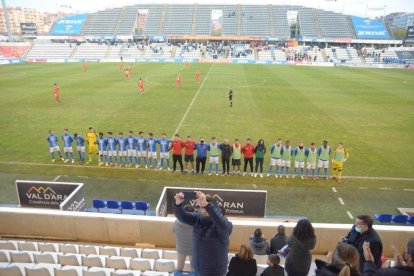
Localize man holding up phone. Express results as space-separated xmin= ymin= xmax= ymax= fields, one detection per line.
xmin=173 ymin=191 xmax=233 ymax=276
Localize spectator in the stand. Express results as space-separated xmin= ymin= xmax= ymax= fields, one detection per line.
xmin=173 ymin=205 xmax=194 ymax=272
xmin=284 ymin=219 xmax=317 ymax=276
xmin=363 ymin=238 xmax=414 ymax=276
xmin=248 ymin=228 xmax=270 ymax=255
xmin=269 ymin=225 xmax=288 ymax=254
xmin=173 ymin=191 xmax=233 ymax=276
xmin=315 ymin=243 xmax=360 ymax=276
xmin=342 ymin=215 xmax=383 ymax=270
xmin=226 ymin=245 xmax=257 ymax=276
xmin=260 ymin=254 xmax=285 ymax=276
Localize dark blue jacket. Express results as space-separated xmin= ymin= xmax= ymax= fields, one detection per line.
xmin=173 ymin=202 xmax=233 ymax=276
xmin=195 ymin=143 xmax=210 ymax=158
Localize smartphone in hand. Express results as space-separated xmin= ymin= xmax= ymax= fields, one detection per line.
xmin=182 ymin=191 xmax=197 ymax=200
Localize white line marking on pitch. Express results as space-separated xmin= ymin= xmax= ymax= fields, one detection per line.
xmin=172 ymin=64 xmax=214 ymax=136
xmin=345 ymin=175 xmax=414 ymax=181
xmin=52 ymin=175 xmax=61 ymax=181
xmin=338 ymin=197 xmax=345 ymax=205
xmin=332 ymin=187 xmax=337 ymax=193
xmin=379 ymin=187 xmax=392 ymax=190
xmin=404 ymin=189 xmax=414 ymax=192
xmin=347 ymin=211 xmax=354 ymax=220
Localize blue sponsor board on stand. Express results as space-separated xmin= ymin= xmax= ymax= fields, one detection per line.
xmin=351 ymin=16 xmax=389 ymax=39
xmin=50 ymin=13 xmax=88 ymax=35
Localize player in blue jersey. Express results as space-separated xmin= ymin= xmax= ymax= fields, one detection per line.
xmin=97 ymin=132 xmax=108 ymax=166
xmin=126 ymin=130 xmax=138 ymax=168
xmin=73 ymin=133 xmax=85 ymax=164
xmin=62 ymin=129 xmax=75 ymax=164
xmin=117 ymin=132 xmax=128 ymax=167
xmin=147 ymin=132 xmax=158 ymax=169
xmin=106 ymin=132 xmax=118 ymax=167
xmin=46 ymin=130 xmax=64 ymax=163
xmin=317 ymin=140 xmax=331 ymax=179
xmin=137 ymin=131 xmax=148 ymax=168
xmin=293 ymin=141 xmax=306 ymax=179
xmin=157 ymin=132 xmax=171 ymax=170
xmin=267 ymin=139 xmax=283 ymax=177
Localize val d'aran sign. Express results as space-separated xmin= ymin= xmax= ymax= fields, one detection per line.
xmin=157 ymin=187 xmax=267 ymax=218
xmin=16 ymin=180 xmax=86 ymax=211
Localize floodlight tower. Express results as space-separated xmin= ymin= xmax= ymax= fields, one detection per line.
xmin=1 ymin=0 xmax=13 ymax=41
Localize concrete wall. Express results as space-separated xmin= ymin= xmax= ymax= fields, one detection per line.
xmin=0 ymin=207 xmax=413 ymax=256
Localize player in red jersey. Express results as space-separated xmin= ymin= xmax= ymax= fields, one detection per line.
xmin=138 ymin=78 xmax=144 ymax=95
xmin=125 ymin=68 xmax=130 ymax=80
xmin=53 ymin=83 xmax=60 ymax=103
xmin=185 ymin=62 xmax=189 ymax=70
xmin=195 ymin=70 xmax=201 ymax=82
xmin=119 ymin=63 xmax=124 ymax=72
xmin=82 ymin=61 xmax=87 ymax=72
xmin=176 ymin=74 xmax=182 ymax=87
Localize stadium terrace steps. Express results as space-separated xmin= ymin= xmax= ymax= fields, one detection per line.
xmin=26 ymin=43 xmax=73 ymax=59
xmin=0 ymin=240 xmax=327 ymax=275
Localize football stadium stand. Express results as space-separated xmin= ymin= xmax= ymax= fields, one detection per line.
xmin=26 ymin=43 xmax=73 ymax=59
xmin=316 ymin=10 xmax=355 ymax=38
xmin=0 ymin=43 xmax=30 ymax=59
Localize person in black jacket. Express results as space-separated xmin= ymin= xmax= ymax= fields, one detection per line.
xmin=269 ymin=225 xmax=288 ymax=254
xmin=219 ymin=139 xmax=232 ymax=175
xmin=226 ymin=245 xmax=257 ymax=276
xmin=261 ymin=254 xmax=285 ymax=276
xmin=173 ymin=191 xmax=233 ymax=276
xmin=342 ymin=215 xmax=383 ymax=270
xmin=362 ymin=238 xmax=414 ymax=276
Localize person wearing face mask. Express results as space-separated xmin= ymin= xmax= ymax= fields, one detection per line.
xmin=342 ymin=215 xmax=383 ymax=270
xmin=362 ymin=238 xmax=414 ymax=276
xmin=173 ymin=191 xmax=233 ymax=276
xmin=194 ymin=137 xmax=210 ymax=175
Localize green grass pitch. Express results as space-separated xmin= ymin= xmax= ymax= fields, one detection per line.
xmin=0 ymin=62 xmax=413 ymax=223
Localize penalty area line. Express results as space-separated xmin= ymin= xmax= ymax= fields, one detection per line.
xmin=347 ymin=211 xmax=354 ymax=220
xmin=172 ymin=64 xmax=214 ymax=137
xmin=52 ymin=175 xmax=61 ymax=182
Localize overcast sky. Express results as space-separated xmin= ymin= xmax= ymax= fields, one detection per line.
xmin=6 ymin=0 xmax=414 ymax=18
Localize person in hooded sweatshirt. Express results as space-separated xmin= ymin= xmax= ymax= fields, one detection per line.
xmin=284 ymin=219 xmax=317 ymax=276
xmin=248 ymin=228 xmax=270 ymax=255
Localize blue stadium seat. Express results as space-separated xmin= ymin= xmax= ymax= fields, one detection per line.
xmin=93 ymin=199 xmax=106 ymax=212
xmin=374 ymin=214 xmax=392 ymax=223
xmin=121 ymin=201 xmax=134 ymax=213
xmin=407 ymin=216 xmax=414 ymax=225
xmin=107 ymin=200 xmax=121 ymax=212
xmin=392 ymin=215 xmax=408 ymax=224
xmin=135 ymin=201 xmax=150 ymax=215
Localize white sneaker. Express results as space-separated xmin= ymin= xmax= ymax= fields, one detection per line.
xmin=167 ymin=167 xmax=171 ymax=171
xmin=159 ymin=167 xmax=163 ymax=171
xmin=128 ymin=164 xmax=131 ymax=167
xmin=135 ymin=164 xmax=139 ymax=168
xmin=292 ymin=175 xmax=296 ymax=179
xmin=254 ymin=173 xmax=257 ymax=178
xmin=71 ymin=160 xmax=74 ymax=164
xmin=275 ymin=175 xmax=279 ymax=178
xmin=208 ymin=172 xmax=212 ymax=175
xmin=250 ymin=173 xmax=254 ymax=176
xmin=64 ymin=159 xmax=69 ymax=163
xmin=105 ymin=162 xmax=109 ymax=167
xmin=286 ymin=175 xmax=290 ymax=179
xmin=242 ymin=172 xmax=246 ymax=176
xmin=267 ymin=173 xmax=270 ymax=177
xmin=301 ymin=176 xmax=304 ymax=180
xmin=145 ymin=165 xmax=148 ymax=169
xmin=260 ymin=174 xmax=263 ymax=178
xmin=215 ymin=173 xmax=219 ymax=176
xmin=52 ymin=159 xmax=55 ymax=163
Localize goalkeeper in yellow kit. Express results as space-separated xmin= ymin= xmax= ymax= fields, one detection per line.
xmin=86 ymin=127 xmax=99 ymax=164
xmin=332 ymin=143 xmax=349 ymax=183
